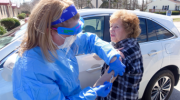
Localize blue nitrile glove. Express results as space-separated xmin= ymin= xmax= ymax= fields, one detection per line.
xmin=108 ymin=57 xmax=126 ymax=77
xmin=92 ymin=81 xmax=112 ymax=97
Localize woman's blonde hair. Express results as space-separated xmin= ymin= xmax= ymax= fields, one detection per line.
xmin=110 ymin=10 xmax=141 ymax=38
xmin=19 ymin=0 xmax=79 ymax=62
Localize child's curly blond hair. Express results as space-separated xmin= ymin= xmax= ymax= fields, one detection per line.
xmin=110 ymin=10 xmax=141 ymax=38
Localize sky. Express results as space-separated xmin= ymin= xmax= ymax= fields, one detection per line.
xmin=12 ymin=0 xmax=155 ymax=6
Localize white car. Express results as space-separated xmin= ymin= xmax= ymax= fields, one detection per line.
xmin=0 ymin=9 xmax=180 ymax=100
xmin=0 ymin=24 xmax=27 ymax=100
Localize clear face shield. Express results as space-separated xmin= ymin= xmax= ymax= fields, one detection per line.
xmin=52 ymin=17 xmax=84 ymax=55
xmin=51 ymin=5 xmax=84 ymax=58
xmin=58 ymin=35 xmax=77 ymax=49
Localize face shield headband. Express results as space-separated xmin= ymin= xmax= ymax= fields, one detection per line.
xmin=51 ymin=4 xmax=78 ymax=26
xmin=51 ymin=4 xmax=84 ymax=35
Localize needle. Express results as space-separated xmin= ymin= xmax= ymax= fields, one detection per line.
xmin=110 ymin=75 xmax=113 ymax=83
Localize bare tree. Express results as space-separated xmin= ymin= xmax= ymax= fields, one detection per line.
xmin=20 ymin=0 xmax=40 ymax=13
xmin=142 ymin=0 xmax=144 ymax=11
xmin=20 ymin=2 xmax=31 ymax=13
xmin=73 ymin=0 xmax=78 ymax=8
xmin=124 ymin=0 xmax=128 ymax=9
xmin=31 ymin=0 xmax=40 ymax=8
xmin=100 ymin=0 xmax=138 ymax=10
xmin=100 ymin=0 xmax=109 ymax=8
xmin=139 ymin=0 xmax=148 ymax=11
xmin=132 ymin=0 xmax=139 ymax=10
xmin=130 ymin=0 xmax=132 ymax=9
xmin=147 ymin=0 xmax=153 ymax=3
xmin=133 ymin=0 xmax=137 ymax=9
xmin=73 ymin=0 xmax=93 ymax=9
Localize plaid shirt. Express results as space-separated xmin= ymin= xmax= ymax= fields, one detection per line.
xmin=97 ymin=38 xmax=144 ymax=100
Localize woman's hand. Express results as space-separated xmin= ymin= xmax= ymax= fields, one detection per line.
xmin=92 ymin=81 xmax=112 ymax=97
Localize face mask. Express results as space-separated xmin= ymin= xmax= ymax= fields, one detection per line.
xmin=58 ymin=35 xmax=77 ymax=49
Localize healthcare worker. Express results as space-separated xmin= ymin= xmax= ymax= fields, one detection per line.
xmin=12 ymin=0 xmax=126 ymax=100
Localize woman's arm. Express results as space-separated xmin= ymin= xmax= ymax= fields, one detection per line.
xmin=73 ymin=32 xmax=120 ymax=65
xmin=93 ymin=48 xmax=125 ymax=61
xmin=73 ymin=32 xmax=126 ymax=77
xmin=93 ymin=48 xmax=125 ymax=87
xmin=94 ymin=67 xmax=117 ymax=87
xmin=13 ymin=57 xmax=98 ymax=100
xmin=13 ymin=81 xmax=97 ymax=100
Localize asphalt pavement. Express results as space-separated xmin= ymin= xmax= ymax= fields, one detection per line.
xmin=168 ymin=19 xmax=180 ymax=100
xmin=169 ymin=79 xmax=180 ymax=100
xmin=171 ymin=15 xmax=180 ymax=19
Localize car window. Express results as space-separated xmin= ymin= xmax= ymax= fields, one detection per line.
xmin=147 ymin=19 xmax=158 ymax=41
xmin=138 ymin=18 xmax=147 ymax=43
xmin=153 ymin=22 xmax=174 ymax=40
xmin=83 ymin=16 xmax=104 ymax=39
xmin=0 ymin=23 xmax=27 ymax=50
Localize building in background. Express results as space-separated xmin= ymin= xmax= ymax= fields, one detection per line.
xmin=147 ymin=0 xmax=180 ymax=12
xmin=0 ymin=0 xmax=20 ymax=20
xmin=12 ymin=3 xmax=20 ymax=17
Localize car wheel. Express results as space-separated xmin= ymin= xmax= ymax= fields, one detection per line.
xmin=142 ymin=70 xmax=174 ymax=100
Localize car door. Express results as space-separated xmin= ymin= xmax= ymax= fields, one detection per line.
xmin=77 ymin=15 xmax=109 ymax=89
xmin=138 ymin=18 xmax=164 ymax=74
xmin=137 ymin=17 xmax=164 ymax=98
xmin=152 ymin=20 xmax=175 ymax=68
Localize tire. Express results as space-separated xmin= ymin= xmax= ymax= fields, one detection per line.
xmin=142 ymin=70 xmax=175 ymax=100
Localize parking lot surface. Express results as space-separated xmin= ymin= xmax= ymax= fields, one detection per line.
xmin=169 ymin=79 xmax=180 ymax=100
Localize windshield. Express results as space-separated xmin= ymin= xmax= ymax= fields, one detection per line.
xmin=0 ymin=24 xmax=27 ymax=50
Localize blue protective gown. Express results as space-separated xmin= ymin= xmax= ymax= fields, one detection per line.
xmin=12 ymin=33 xmax=119 ymax=100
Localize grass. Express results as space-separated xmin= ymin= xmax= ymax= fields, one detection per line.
xmin=173 ymin=18 xmax=180 ymax=22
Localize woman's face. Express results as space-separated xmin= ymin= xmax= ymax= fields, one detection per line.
xmin=110 ymin=19 xmax=128 ymax=43
xmin=51 ymin=19 xmax=79 ymax=46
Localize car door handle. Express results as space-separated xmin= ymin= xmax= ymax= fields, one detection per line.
xmin=148 ymin=50 xmax=158 ymax=56
xmin=86 ymin=64 xmax=103 ymax=72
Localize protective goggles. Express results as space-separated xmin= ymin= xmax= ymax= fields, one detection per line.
xmin=52 ymin=17 xmax=84 ymax=35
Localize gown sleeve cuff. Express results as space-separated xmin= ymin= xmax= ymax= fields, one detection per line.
xmin=90 ymin=87 xmax=97 ymax=97
xmin=106 ymin=50 xmax=120 ymax=65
